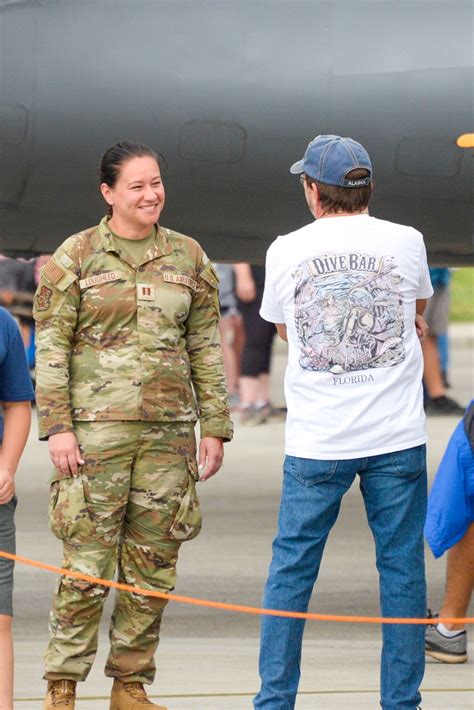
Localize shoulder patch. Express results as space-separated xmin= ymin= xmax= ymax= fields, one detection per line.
xmin=35 ymin=285 xmax=53 ymax=312
xmin=59 ymin=253 xmax=74 ymax=269
xmin=43 ymin=258 xmax=67 ymax=286
xmin=42 ymin=256 xmax=78 ymax=292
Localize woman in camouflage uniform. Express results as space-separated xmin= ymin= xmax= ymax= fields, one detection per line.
xmin=33 ymin=142 xmax=233 ymax=710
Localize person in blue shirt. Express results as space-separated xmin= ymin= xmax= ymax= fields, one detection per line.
xmin=425 ymin=401 xmax=474 ymax=663
xmin=0 ymin=306 xmax=35 ymax=710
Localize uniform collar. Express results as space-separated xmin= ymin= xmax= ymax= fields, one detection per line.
xmin=97 ymin=216 xmax=173 ymax=264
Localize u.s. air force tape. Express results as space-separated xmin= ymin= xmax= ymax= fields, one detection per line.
xmin=163 ymin=272 xmax=198 ymax=291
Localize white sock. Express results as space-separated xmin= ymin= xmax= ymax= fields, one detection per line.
xmin=437 ymin=621 xmax=465 ymax=637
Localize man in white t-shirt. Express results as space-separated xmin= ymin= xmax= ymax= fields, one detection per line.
xmin=253 ymin=135 xmax=433 ymax=710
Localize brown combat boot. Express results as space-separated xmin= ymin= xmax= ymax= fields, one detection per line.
xmin=109 ymin=679 xmax=168 ymax=710
xmin=43 ymin=680 xmax=76 ymax=709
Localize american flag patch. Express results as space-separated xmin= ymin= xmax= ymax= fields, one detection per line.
xmin=43 ymin=259 xmax=67 ymax=285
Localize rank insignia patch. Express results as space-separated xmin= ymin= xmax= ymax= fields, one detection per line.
xmin=137 ymin=283 xmax=156 ymax=300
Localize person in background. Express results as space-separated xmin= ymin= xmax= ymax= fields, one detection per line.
xmin=0 ymin=256 xmax=36 ymax=360
xmin=0 ymin=307 xmax=35 ymax=710
xmin=425 ymin=400 xmax=474 ymax=664
xmin=422 ymin=267 xmax=464 ymax=415
xmin=214 ymin=263 xmax=244 ymax=409
xmin=234 ymin=263 xmax=276 ymax=424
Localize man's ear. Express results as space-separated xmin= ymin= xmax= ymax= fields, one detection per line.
xmin=307 ymin=181 xmax=321 ymax=216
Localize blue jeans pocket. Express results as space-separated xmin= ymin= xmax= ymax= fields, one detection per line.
xmin=285 ymin=455 xmax=338 ymax=487
xmin=388 ymin=444 xmax=426 ymax=479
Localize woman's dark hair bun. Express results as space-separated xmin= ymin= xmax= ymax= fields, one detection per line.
xmin=99 ymin=141 xmax=158 ymax=188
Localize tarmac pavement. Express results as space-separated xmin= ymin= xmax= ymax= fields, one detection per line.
xmin=12 ymin=323 xmax=474 ymax=709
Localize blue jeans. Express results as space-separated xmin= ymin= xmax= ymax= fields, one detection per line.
xmin=254 ymin=446 xmax=427 ymax=710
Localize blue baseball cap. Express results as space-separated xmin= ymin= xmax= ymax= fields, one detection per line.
xmin=290 ymin=134 xmax=372 ymax=188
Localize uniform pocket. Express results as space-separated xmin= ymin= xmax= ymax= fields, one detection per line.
xmin=48 ymin=470 xmax=95 ymax=541
xmin=285 ymin=455 xmax=338 ymax=487
xmin=169 ymin=457 xmax=202 ymax=542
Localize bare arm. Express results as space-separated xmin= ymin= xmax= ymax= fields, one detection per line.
xmin=233 ymin=263 xmax=256 ymax=303
xmin=275 ymin=323 xmax=288 ymax=342
xmin=0 ymin=401 xmax=31 ymax=504
xmin=416 ymin=299 xmax=427 ymax=315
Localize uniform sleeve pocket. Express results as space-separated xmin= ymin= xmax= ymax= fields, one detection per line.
xmin=196 ymin=262 xmax=220 ymax=317
xmin=199 ymin=262 xmax=219 ymax=289
xmin=169 ymin=457 xmax=202 ymax=542
xmin=49 ymin=470 xmax=95 ymax=541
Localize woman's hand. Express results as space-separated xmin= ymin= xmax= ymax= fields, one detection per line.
xmin=198 ymin=437 xmax=224 ymax=481
xmin=48 ymin=432 xmax=85 ymax=476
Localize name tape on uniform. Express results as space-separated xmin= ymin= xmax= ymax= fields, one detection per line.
xmin=79 ymin=271 xmax=122 ymax=289
xmin=163 ymin=272 xmax=198 ymax=291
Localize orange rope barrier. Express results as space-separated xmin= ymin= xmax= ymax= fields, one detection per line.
xmin=2 ymin=551 xmax=473 ymax=625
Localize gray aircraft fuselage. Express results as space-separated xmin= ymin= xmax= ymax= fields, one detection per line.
xmin=0 ymin=0 xmax=472 ymax=264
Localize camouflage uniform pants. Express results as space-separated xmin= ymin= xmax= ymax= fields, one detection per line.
xmin=44 ymin=420 xmax=201 ymax=684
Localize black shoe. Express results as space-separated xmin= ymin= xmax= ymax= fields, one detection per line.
xmin=424 ymin=396 xmax=465 ymax=416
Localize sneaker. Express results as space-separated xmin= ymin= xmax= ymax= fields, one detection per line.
xmin=425 ymin=613 xmax=468 ymax=663
xmin=266 ymin=404 xmax=287 ymax=421
xmin=109 ymin=679 xmax=168 ymax=709
xmin=239 ymin=404 xmax=267 ymax=426
xmin=254 ymin=401 xmax=287 ymax=421
xmin=424 ymin=395 xmax=465 ymax=416
xmin=43 ymin=680 xmax=76 ymax=709
xmin=228 ymin=392 xmax=240 ymax=410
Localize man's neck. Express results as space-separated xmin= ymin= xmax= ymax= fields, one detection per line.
xmin=317 ymin=208 xmax=369 ymax=219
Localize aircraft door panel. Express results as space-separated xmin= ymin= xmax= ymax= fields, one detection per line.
xmin=0 ymin=8 xmax=35 ymax=208
xmin=395 ymin=138 xmax=463 ymax=178
xmin=0 ymin=103 xmax=30 ymax=206
xmin=178 ymin=121 xmax=246 ymax=164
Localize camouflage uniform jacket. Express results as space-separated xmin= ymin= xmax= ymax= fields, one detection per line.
xmin=33 ymin=217 xmax=233 ymax=442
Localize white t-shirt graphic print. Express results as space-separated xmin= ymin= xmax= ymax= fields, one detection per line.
xmin=294 ymin=252 xmax=406 ymax=374
xmin=260 ymin=215 xmax=433 ymax=460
